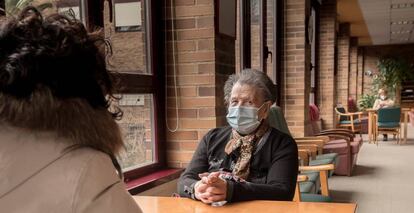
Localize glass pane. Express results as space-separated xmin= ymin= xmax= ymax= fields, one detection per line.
xmin=115 ymin=94 xmax=155 ymax=172
xmin=250 ymin=0 xmax=261 ymax=70
xmin=56 ymin=0 xmax=83 ymax=21
xmin=265 ymin=0 xmax=275 ymax=82
xmin=5 ymin=0 xmax=83 ymax=20
xmin=104 ymin=0 xmax=150 ymax=74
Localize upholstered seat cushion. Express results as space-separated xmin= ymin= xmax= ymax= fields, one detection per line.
xmin=339 ymin=119 xmax=361 ymax=124
xmin=299 ymin=181 xmax=316 ymax=194
xmin=325 ymin=139 xmax=347 ymax=145
xmin=302 ymin=171 xmax=319 ymax=182
xmin=310 ymin=158 xmax=335 ymax=166
xmin=323 ymin=142 xmax=349 ymax=155
xmin=353 ymin=136 xmax=363 ymax=146
xmin=378 ymin=122 xmax=400 ymax=128
xmin=350 ymin=141 xmax=360 ymax=154
xmin=316 ymin=153 xmax=338 ymax=160
xmin=300 ymin=194 xmax=333 ymax=202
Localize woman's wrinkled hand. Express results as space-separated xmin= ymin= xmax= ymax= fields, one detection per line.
xmin=194 ymin=172 xmax=227 ymax=204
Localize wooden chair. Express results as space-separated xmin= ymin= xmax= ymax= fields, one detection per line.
xmin=374 ymin=107 xmax=402 ymax=145
xmin=294 ymin=149 xmax=335 ymax=202
xmin=335 ymin=106 xmax=364 ymax=135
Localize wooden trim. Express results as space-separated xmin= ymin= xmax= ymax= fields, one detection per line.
xmin=127 ymin=168 xmax=183 ymax=195
xmin=114 ymin=0 xmax=141 ymax=3
xmin=240 ymin=0 xmax=251 ymax=69
xmin=273 ymin=0 xmax=283 ymax=105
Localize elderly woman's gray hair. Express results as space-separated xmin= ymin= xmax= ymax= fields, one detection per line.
xmin=224 ymin=69 xmax=277 ymax=105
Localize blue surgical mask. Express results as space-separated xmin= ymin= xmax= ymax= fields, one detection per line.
xmin=226 ymin=104 xmax=266 ymax=135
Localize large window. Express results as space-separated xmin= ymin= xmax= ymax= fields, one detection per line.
xmin=2 ymin=0 xmax=164 ymax=180
xmin=102 ymin=0 xmax=164 ymax=181
xmin=310 ymin=1 xmax=320 ymax=105
xmin=238 ymin=0 xmax=282 ymax=104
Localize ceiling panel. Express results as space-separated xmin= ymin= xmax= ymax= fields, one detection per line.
xmin=357 ymin=0 xmax=414 ymax=45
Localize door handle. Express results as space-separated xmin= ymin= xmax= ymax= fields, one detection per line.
xmin=264 ymin=46 xmax=273 ymax=63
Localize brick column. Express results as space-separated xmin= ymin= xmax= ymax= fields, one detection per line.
xmin=349 ymin=37 xmax=358 ymax=102
xmin=317 ymin=0 xmax=337 ymax=129
xmin=357 ymin=48 xmax=364 ymax=99
xmin=164 ymin=0 xmax=235 ymax=168
xmin=336 ymin=23 xmax=351 ymax=109
xmin=282 ymin=0 xmax=311 ymax=137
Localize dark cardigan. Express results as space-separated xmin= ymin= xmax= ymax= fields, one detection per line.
xmin=178 ymin=126 xmax=298 ymax=202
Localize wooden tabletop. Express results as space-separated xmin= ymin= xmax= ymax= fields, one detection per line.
xmin=133 ymin=196 xmax=357 ymax=213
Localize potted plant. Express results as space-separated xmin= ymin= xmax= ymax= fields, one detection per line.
xmin=376 ymin=57 xmax=414 ymax=103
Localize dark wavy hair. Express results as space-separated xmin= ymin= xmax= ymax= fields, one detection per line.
xmin=0 ymin=7 xmax=124 ymax=172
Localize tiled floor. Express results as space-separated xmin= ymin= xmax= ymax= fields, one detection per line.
xmin=329 ymin=126 xmax=414 ymax=213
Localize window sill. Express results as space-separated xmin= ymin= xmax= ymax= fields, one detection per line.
xmin=126 ymin=168 xmax=184 ymax=195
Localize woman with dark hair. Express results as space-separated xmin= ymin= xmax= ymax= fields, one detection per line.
xmin=178 ymin=69 xmax=298 ymax=204
xmin=0 ymin=7 xmax=141 ymax=212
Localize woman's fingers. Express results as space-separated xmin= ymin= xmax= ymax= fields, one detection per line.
xmin=207 ymin=194 xmax=226 ymax=202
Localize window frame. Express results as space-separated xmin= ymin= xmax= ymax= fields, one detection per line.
xmin=239 ymin=0 xmax=282 ymax=104
xmin=310 ymin=0 xmax=320 ymax=105
xmin=0 ymin=0 xmax=166 ymax=181
xmin=88 ymin=0 xmax=166 ymax=181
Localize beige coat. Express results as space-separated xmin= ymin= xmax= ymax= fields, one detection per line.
xmin=0 ymin=125 xmax=141 ymax=213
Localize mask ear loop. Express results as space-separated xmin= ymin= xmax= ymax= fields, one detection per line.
xmin=257 ymin=101 xmax=272 ymax=122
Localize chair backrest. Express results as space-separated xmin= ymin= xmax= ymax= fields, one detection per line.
xmin=309 ymin=104 xmax=320 ymax=121
xmin=335 ymin=107 xmax=348 ymax=121
xmin=377 ymin=107 xmax=401 ymax=123
xmin=267 ymin=106 xmax=291 ymax=135
xmin=348 ymin=98 xmax=358 ymax=112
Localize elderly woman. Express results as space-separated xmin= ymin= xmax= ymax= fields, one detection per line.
xmin=373 ymin=88 xmax=395 ymax=141
xmin=0 ymin=7 xmax=140 ymax=212
xmin=178 ymin=69 xmax=298 ymax=203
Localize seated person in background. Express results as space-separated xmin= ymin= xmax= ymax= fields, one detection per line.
xmin=178 ymin=69 xmax=298 ymax=203
xmin=373 ymin=88 xmax=395 ymax=141
xmin=0 ymin=7 xmax=141 ymax=212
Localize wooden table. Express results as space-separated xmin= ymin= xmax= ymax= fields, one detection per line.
xmin=133 ymin=196 xmax=357 ymax=213
xmin=366 ymin=108 xmax=410 ymax=144
xmin=366 ymin=108 xmax=377 ymax=143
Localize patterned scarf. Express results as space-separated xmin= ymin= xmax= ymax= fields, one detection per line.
xmin=224 ymin=122 xmax=270 ymax=180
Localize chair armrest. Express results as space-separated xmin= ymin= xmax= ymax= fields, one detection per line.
xmin=297 ymin=175 xmax=309 ymax=182
xmin=317 ymin=131 xmax=354 ymax=140
xmin=315 ymin=132 xmax=352 ymax=142
xmin=300 ymin=164 xmax=335 ymax=197
xmin=320 ymin=129 xmax=354 ymax=135
xmin=299 ymin=164 xmax=335 ymax=172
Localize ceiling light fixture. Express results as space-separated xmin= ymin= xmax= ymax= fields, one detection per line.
xmin=390 ymin=20 xmax=414 ymax=25
xmin=391 ymin=30 xmax=412 ymax=34
xmin=390 ymin=3 xmax=414 ymax=9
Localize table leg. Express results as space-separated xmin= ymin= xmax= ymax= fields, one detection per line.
xmin=368 ymin=112 xmax=372 ymax=143
xmin=404 ymin=111 xmax=408 ymax=144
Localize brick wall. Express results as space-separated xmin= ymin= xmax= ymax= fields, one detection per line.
xmin=317 ymin=0 xmax=337 ymax=129
xmin=349 ymin=38 xmax=358 ymax=102
xmin=164 ymin=0 xmax=234 ymax=168
xmin=356 ymin=48 xmax=364 ymax=100
xmin=282 ymin=0 xmax=311 ymax=137
xmin=336 ymin=23 xmax=350 ymax=108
